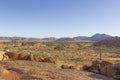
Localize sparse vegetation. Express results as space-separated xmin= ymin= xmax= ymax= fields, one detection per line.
xmin=0 ymin=40 xmax=119 ymax=80
xmin=0 ymin=40 xmax=119 ymax=64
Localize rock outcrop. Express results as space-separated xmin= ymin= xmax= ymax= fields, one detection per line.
xmin=83 ymin=60 xmax=120 ymax=80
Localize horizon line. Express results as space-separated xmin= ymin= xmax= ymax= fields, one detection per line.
xmin=0 ymin=33 xmax=117 ymax=39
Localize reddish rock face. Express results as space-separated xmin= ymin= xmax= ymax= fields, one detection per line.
xmin=43 ymin=57 xmax=58 ymax=64
xmin=100 ymin=64 xmax=116 ymax=77
xmin=83 ymin=60 xmax=120 ymax=79
xmin=0 ymin=66 xmax=20 ymax=80
xmin=0 ymin=51 xmax=8 ymax=61
xmin=18 ymin=53 xmax=28 ymax=60
xmin=5 ymin=52 xmax=19 ymax=60
xmin=91 ymin=61 xmax=100 ymax=70
xmin=27 ymin=54 xmax=34 ymax=61
xmin=100 ymin=61 xmax=112 ymax=69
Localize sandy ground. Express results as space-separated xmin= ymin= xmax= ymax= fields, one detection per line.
xmin=0 ymin=60 xmax=116 ymax=80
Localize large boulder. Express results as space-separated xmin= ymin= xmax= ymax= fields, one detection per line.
xmin=100 ymin=64 xmax=116 ymax=77
xmin=114 ymin=63 xmax=120 ymax=73
xmin=0 ymin=51 xmax=8 ymax=61
xmin=83 ymin=60 xmax=120 ymax=79
xmin=87 ymin=60 xmax=101 ymax=74
xmin=34 ymin=56 xmax=44 ymax=62
xmin=113 ymin=63 xmax=120 ymax=79
xmin=18 ymin=53 xmax=28 ymax=60
xmin=43 ymin=57 xmax=58 ymax=64
xmin=4 ymin=52 xmax=19 ymax=60
xmin=18 ymin=53 xmax=35 ymax=61
xmin=0 ymin=66 xmax=20 ymax=80
xmin=100 ymin=61 xmax=112 ymax=69
xmin=91 ymin=60 xmax=100 ymax=70
xmin=26 ymin=54 xmax=34 ymax=61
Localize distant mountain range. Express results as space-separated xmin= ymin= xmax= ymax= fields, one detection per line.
xmin=0 ymin=33 xmax=114 ymax=41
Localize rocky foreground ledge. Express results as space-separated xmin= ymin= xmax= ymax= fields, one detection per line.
xmin=0 ymin=61 xmax=115 ymax=80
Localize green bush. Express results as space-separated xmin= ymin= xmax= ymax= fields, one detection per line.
xmin=54 ymin=44 xmax=66 ymax=50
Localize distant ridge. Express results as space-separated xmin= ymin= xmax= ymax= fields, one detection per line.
xmin=0 ymin=37 xmax=41 ymax=41
xmin=42 ymin=37 xmax=57 ymax=41
xmin=56 ymin=37 xmax=75 ymax=42
xmin=73 ymin=33 xmax=112 ymax=41
xmin=0 ymin=33 xmax=114 ymax=41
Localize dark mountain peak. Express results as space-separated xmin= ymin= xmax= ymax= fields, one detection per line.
xmin=73 ymin=33 xmax=113 ymax=41
xmin=91 ymin=33 xmax=111 ymax=38
xmin=90 ymin=33 xmax=112 ymax=41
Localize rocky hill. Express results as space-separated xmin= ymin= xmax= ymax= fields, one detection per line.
xmin=94 ymin=37 xmax=120 ymax=47
xmin=74 ymin=33 xmax=112 ymax=41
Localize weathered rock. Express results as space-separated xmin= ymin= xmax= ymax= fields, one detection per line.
xmin=61 ymin=65 xmax=70 ymax=69
xmin=113 ymin=75 xmax=120 ymax=80
xmin=43 ymin=57 xmax=58 ymax=64
xmin=5 ymin=52 xmax=19 ymax=60
xmin=113 ymin=63 xmax=120 ymax=79
xmin=82 ymin=65 xmax=90 ymax=71
xmin=0 ymin=66 xmax=20 ymax=80
xmin=100 ymin=64 xmax=116 ymax=77
xmin=0 ymin=51 xmax=8 ymax=61
xmin=83 ymin=60 xmax=120 ymax=79
xmin=114 ymin=63 xmax=120 ymax=74
xmin=86 ymin=61 xmax=101 ymax=73
xmin=91 ymin=60 xmax=100 ymax=70
xmin=18 ymin=53 xmax=28 ymax=60
xmin=91 ymin=69 xmax=100 ymax=74
xmin=69 ymin=65 xmax=78 ymax=70
xmin=34 ymin=56 xmax=44 ymax=62
xmin=100 ymin=61 xmax=112 ymax=69
xmin=27 ymin=54 xmax=34 ymax=61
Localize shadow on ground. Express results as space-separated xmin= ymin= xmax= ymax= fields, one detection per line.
xmin=89 ymin=73 xmax=115 ymax=80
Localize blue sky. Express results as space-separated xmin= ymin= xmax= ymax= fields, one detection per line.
xmin=0 ymin=0 xmax=120 ymax=38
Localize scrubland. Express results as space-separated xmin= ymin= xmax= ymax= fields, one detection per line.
xmin=0 ymin=40 xmax=119 ymax=80
xmin=0 ymin=41 xmax=119 ymax=64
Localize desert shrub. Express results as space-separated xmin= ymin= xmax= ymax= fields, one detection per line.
xmin=70 ymin=58 xmax=82 ymax=62
xmin=77 ymin=44 xmax=85 ymax=50
xmin=54 ymin=45 xmax=64 ymax=50
xmin=113 ymin=51 xmax=120 ymax=54
xmin=54 ymin=43 xmax=66 ymax=50
xmin=21 ymin=42 xmax=27 ymax=46
xmin=45 ymin=42 xmax=57 ymax=46
xmin=34 ymin=53 xmax=49 ymax=58
xmin=21 ymin=42 xmax=36 ymax=46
